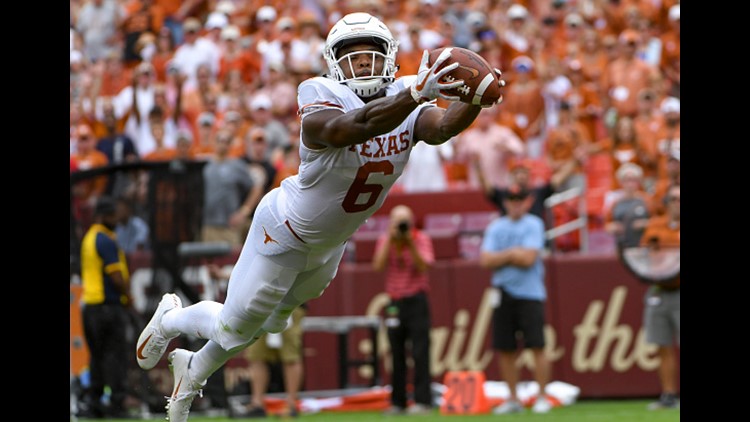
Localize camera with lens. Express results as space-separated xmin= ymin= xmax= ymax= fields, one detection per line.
xmin=397 ymin=221 xmax=410 ymax=235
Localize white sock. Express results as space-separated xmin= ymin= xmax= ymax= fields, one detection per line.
xmin=161 ymin=301 xmax=223 ymax=339
xmin=189 ymin=340 xmax=235 ymax=384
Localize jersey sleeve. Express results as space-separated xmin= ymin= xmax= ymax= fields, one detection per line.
xmin=95 ymin=233 xmax=124 ymax=275
xmin=297 ymin=78 xmax=345 ymax=120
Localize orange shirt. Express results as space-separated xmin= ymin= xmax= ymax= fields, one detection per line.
xmin=143 ymin=148 xmax=177 ymax=162
xmin=218 ymin=50 xmax=262 ymax=85
xmin=501 ymin=80 xmax=545 ymax=140
xmin=640 ymin=215 xmax=680 ymax=248
xmin=603 ymin=57 xmax=656 ymax=117
xmin=546 ymin=121 xmax=590 ymax=165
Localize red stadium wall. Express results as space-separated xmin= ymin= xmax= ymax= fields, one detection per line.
xmin=82 ymin=252 xmax=676 ymax=399
xmin=300 ymin=255 xmax=673 ymax=399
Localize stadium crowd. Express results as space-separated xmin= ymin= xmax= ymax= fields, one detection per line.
xmin=70 ymin=0 xmax=680 ymax=249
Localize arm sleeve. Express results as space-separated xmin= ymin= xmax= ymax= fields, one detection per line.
xmin=297 ymin=79 xmax=344 ymax=119
xmin=95 ymin=233 xmax=124 ymax=274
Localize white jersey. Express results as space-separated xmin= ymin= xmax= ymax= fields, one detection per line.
xmin=270 ymin=76 xmax=433 ymax=248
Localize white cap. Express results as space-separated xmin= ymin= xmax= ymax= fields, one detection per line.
xmin=205 ymin=12 xmax=228 ymax=30
xmin=221 ymin=25 xmax=240 ymax=40
xmin=420 ymin=0 xmax=439 ymax=5
xmin=564 ymin=13 xmax=584 ymax=27
xmin=660 ymin=97 xmax=680 ymax=114
xmin=507 ymin=4 xmax=528 ymax=20
xmin=257 ymin=5 xmax=277 ymax=22
xmin=276 ymin=17 xmax=295 ymax=31
xmin=215 ymin=0 xmax=236 ymax=15
xmin=616 ymin=162 xmax=643 ymax=182
xmin=668 ymin=4 xmax=680 ymax=22
xmin=250 ymin=94 xmax=272 ymax=110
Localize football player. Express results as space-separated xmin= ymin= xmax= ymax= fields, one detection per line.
xmin=136 ymin=12 xmax=505 ymax=421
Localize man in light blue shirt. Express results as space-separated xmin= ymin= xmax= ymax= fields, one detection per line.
xmin=480 ymin=185 xmax=551 ymax=414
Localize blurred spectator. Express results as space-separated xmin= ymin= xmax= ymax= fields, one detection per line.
xmin=501 ymin=56 xmax=546 ymax=156
xmin=93 ymin=98 xmax=140 ymax=198
xmin=475 ymin=158 xmax=557 ymax=230
xmin=500 ymin=4 xmax=534 ymax=71
xmin=175 ymin=129 xmax=196 ymax=160
xmin=653 ymin=97 xmax=680 ymax=180
xmin=192 ymin=111 xmax=217 ymax=159
xmin=115 ymin=61 xmax=159 ymax=155
xmin=563 ymin=59 xmax=603 ymax=143
xmin=604 ymin=163 xmax=651 ymax=249
xmin=99 ymin=51 xmax=134 ymax=97
xmin=262 ymin=17 xmax=306 ymax=80
xmin=252 ymin=61 xmax=298 ymax=124
xmin=247 ymin=94 xmax=290 ymax=162
xmin=574 ymin=29 xmax=608 ymax=87
xmin=479 ymin=185 xmax=552 ymax=414
xmin=602 ymin=29 xmax=658 ymax=118
xmin=78 ymin=197 xmax=131 ymax=418
xmin=372 ymin=205 xmax=435 ymax=416
xmin=75 ymin=0 xmax=124 ymax=62
xmin=295 ymin=11 xmax=328 ymax=76
xmin=456 ymin=108 xmax=525 ymax=190
xmin=114 ymin=196 xmax=149 ymax=253
xmin=156 ymin=0 xmax=191 ymax=46
xmin=231 ymin=305 xmax=307 ymax=418
xmin=251 ymin=5 xmax=279 ymax=58
xmin=181 ymin=63 xmax=222 ymax=132
xmin=545 ymin=101 xmax=591 ymax=192
xmin=397 ymin=140 xmax=450 ymax=193
xmin=221 ymin=109 xmax=250 ymax=158
xmin=660 ymin=5 xmax=680 ymax=98
xmin=72 ymin=123 xmax=110 ymax=208
xmin=395 ymin=24 xmax=424 ymax=77
xmin=650 ymin=153 xmax=679 ymax=216
xmin=150 ymin=27 xmax=177 ymax=83
xmin=121 ymin=0 xmax=164 ymax=66
xmin=242 ymin=127 xmax=277 ymax=197
xmin=443 ymin=0 xmax=479 ymax=49
xmin=600 ymin=116 xmax=647 ymax=190
xmin=632 ymin=88 xmax=661 ymax=180
xmin=639 ymin=183 xmax=680 ymax=410
xmin=201 ymin=130 xmax=262 ymax=247
xmin=171 ymin=17 xmax=218 ymax=88
xmin=93 ymin=99 xmax=139 ymax=164
xmin=217 ymin=25 xmax=261 ymax=86
xmin=142 ymin=106 xmax=178 ymax=161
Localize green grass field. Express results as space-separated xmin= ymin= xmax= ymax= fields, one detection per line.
xmin=76 ymin=400 xmax=679 ymax=421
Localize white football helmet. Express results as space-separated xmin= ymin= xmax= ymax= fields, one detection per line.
xmin=324 ymin=13 xmax=399 ymax=98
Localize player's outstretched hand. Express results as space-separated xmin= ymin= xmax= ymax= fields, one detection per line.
xmin=410 ymin=48 xmax=465 ymax=103
xmin=480 ymin=68 xmax=507 ymax=108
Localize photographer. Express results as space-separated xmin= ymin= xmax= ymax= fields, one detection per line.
xmin=372 ymin=205 xmax=435 ymax=416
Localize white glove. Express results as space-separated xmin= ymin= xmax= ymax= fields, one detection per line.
xmin=410 ymin=48 xmax=465 ymax=104
xmin=480 ymin=68 xmax=507 ymax=108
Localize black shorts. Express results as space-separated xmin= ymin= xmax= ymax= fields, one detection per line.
xmin=491 ymin=288 xmax=546 ymax=351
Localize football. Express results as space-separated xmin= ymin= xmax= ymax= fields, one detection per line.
xmin=428 ymin=47 xmax=502 ymax=107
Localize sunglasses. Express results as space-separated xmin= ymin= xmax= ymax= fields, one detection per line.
xmin=506 ymin=195 xmax=527 ymax=201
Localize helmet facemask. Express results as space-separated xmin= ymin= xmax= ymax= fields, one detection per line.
xmin=332 ymin=45 xmax=395 ymax=98
xmin=324 ymin=13 xmax=399 ymax=98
